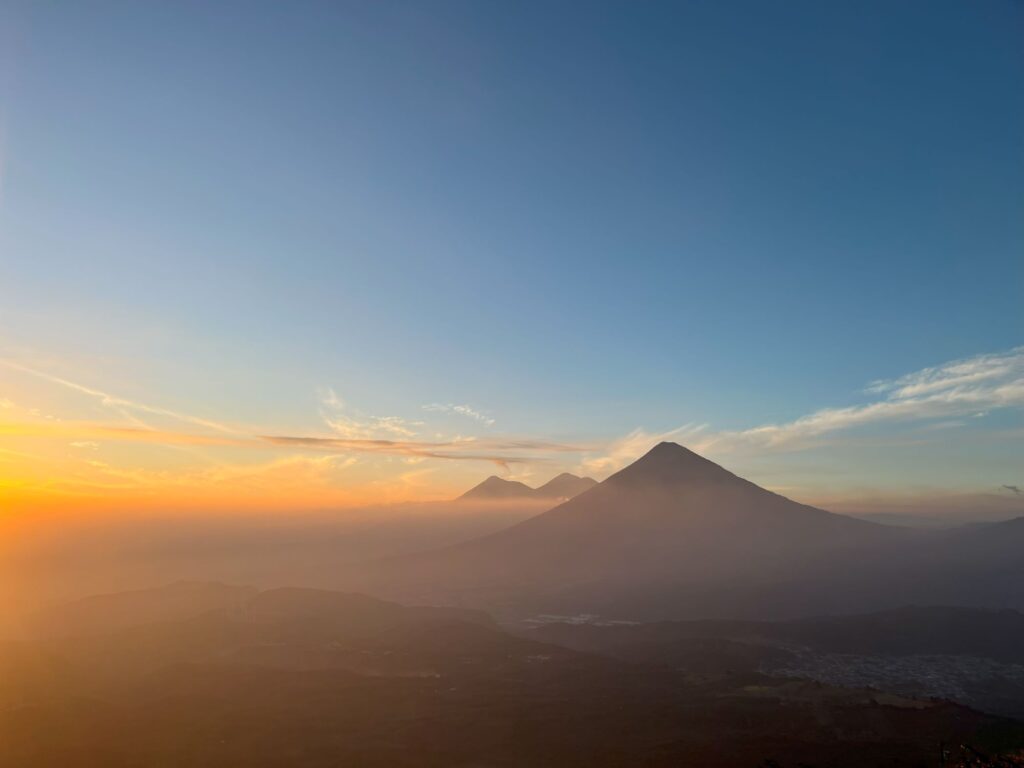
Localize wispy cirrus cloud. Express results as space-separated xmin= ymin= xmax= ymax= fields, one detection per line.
xmin=6 ymin=347 xmax=1022 ymax=496
xmin=1 ymin=419 xmax=586 ymax=470
xmin=260 ymin=434 xmax=583 ymax=469
xmin=585 ymin=347 xmax=1024 ymax=474
xmin=695 ymin=346 xmax=1024 ymax=454
xmin=318 ymin=387 xmax=421 ymax=439
xmin=0 ymin=360 xmax=583 ymax=470
xmin=422 ymin=403 xmax=495 ymax=426
xmin=866 ymin=348 xmax=1023 ymax=399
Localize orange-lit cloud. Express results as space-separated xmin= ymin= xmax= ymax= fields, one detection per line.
xmin=4 ymin=348 xmax=1022 ymax=517
xmin=0 ymin=413 xmax=588 ymax=514
xmin=0 ymin=421 xmax=583 ymax=462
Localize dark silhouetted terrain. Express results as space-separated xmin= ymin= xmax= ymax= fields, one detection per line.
xmin=6 ymin=449 xmax=1024 ymax=765
xmin=533 ymin=606 xmax=1024 ymax=719
xmin=4 ymin=584 xmax=1024 ymax=767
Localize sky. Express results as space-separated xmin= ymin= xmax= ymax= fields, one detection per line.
xmin=0 ymin=1 xmax=1021 ymax=518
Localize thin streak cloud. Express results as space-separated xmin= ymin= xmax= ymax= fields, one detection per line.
xmin=696 ymin=346 xmax=1024 ymax=453
xmin=0 ymin=420 xmax=585 ymax=468
xmin=259 ymin=434 xmax=584 ymax=467
xmin=0 ymin=360 xmax=240 ymax=434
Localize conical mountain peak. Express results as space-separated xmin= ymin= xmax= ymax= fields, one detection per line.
xmin=363 ymin=440 xmax=897 ymax=623
xmin=459 ymin=475 xmax=536 ymax=501
xmin=604 ymin=442 xmax=742 ymax=488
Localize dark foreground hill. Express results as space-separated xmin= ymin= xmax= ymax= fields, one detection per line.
xmin=3 ymin=583 xmax=1023 ymax=767
xmin=533 ymin=605 xmax=1024 ymax=719
xmin=536 ymin=605 xmax=1024 ymax=663
xmin=347 ymin=443 xmax=1024 ymax=621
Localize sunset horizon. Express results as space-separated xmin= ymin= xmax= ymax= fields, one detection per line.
xmin=1 ymin=2 xmax=1022 ymax=765
xmin=1 ymin=344 xmax=1022 ymax=518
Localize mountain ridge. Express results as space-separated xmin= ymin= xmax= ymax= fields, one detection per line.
xmin=350 ymin=443 xmax=903 ymax=618
xmin=458 ymin=472 xmax=597 ymax=501
xmin=343 ymin=442 xmax=1024 ymax=622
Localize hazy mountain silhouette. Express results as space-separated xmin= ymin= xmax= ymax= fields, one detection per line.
xmin=473 ymin=442 xmax=891 ymax=576
xmin=459 ymin=476 xmax=538 ymax=501
xmin=31 ymin=581 xmax=258 ymax=637
xmin=458 ymin=472 xmax=596 ymax=501
xmin=354 ymin=443 xmax=907 ymax=616
xmin=350 ymin=443 xmax=1024 ymax=621
xmin=534 ymin=472 xmax=598 ymax=499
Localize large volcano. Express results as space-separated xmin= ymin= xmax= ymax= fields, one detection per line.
xmin=349 ymin=443 xmax=931 ymax=619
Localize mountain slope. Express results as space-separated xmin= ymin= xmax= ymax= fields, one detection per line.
xmin=352 ymin=443 xmax=907 ymax=618
xmin=467 ymin=443 xmax=889 ymax=581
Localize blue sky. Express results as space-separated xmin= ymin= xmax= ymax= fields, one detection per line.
xmin=0 ymin=1 xmax=1021 ymax=512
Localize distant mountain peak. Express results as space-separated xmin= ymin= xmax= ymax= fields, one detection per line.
xmin=535 ymin=473 xmax=598 ymax=499
xmin=458 ymin=472 xmax=598 ymax=502
xmin=457 ymin=445 xmax=735 ymax=503
xmin=605 ymin=442 xmax=741 ymax=488
xmin=459 ymin=476 xmax=537 ymax=501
